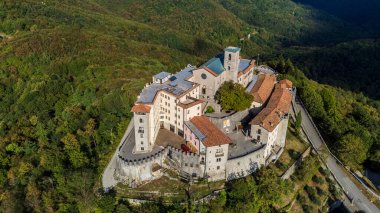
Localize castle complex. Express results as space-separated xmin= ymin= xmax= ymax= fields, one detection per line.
xmin=116 ymin=47 xmax=295 ymax=185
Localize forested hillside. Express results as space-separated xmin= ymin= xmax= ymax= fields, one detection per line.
xmin=295 ymin=0 xmax=380 ymax=33
xmin=0 ymin=0 xmax=379 ymax=211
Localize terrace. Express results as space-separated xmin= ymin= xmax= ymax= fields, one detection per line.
xmin=118 ymin=128 xmax=186 ymax=161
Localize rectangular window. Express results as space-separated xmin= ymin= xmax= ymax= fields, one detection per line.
xmin=140 ymin=134 xmax=143 ymax=138
xmin=141 ymin=141 xmax=143 ymax=145
xmin=217 ymin=166 xmax=220 ymax=170
xmin=141 ymin=147 xmax=144 ymax=151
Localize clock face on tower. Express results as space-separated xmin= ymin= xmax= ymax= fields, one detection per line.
xmin=201 ymin=73 xmax=207 ymax=79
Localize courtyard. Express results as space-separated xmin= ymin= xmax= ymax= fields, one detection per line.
xmin=119 ymin=128 xmax=186 ymax=161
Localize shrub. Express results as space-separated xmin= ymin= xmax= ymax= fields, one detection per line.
xmin=288 ymin=149 xmax=300 ymax=159
xmin=312 ymin=175 xmax=325 ymax=184
xmin=205 ymin=106 xmax=215 ymax=113
xmin=319 ymin=167 xmax=329 ymax=176
xmin=296 ymin=156 xmax=320 ymax=182
xmin=304 ymin=185 xmax=320 ymax=205
xmin=329 ymin=184 xmax=342 ymax=198
xmin=316 ymin=186 xmax=326 ymax=196
xmin=275 ymin=161 xmax=288 ymax=171
xmin=297 ymin=194 xmax=306 ymax=204
xmin=302 ymin=205 xmax=313 ymax=213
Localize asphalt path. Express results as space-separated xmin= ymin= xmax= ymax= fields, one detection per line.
xmin=293 ymin=98 xmax=379 ymax=213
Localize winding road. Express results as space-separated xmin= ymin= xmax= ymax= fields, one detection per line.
xmin=292 ymin=97 xmax=379 ymax=213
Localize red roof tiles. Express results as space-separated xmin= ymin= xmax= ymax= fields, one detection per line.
xmin=131 ymin=104 xmax=151 ymax=113
xmin=250 ymin=74 xmax=276 ymax=104
xmin=278 ymin=79 xmax=293 ymax=88
xmin=250 ymin=80 xmax=293 ymax=132
xmin=190 ymin=116 xmax=231 ymax=147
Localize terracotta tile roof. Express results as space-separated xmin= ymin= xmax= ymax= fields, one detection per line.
xmin=250 ymin=74 xmax=276 ymax=104
xmin=250 ymin=80 xmax=293 ymax=132
xmin=190 ymin=116 xmax=231 ymax=147
xmin=278 ymin=79 xmax=293 ymax=88
xmin=131 ymin=104 xmax=151 ymax=113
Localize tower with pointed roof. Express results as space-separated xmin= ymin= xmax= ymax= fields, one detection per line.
xmin=223 ymin=46 xmax=241 ymax=83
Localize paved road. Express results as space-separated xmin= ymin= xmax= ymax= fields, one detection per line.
xmin=102 ymin=120 xmax=135 ymax=190
xmin=293 ymin=98 xmax=380 ymax=213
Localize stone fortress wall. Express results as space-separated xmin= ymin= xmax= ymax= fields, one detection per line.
xmin=225 ymin=145 xmax=266 ymax=180
xmin=116 ymin=126 xmax=277 ymax=186
xmin=116 ymin=140 xmax=205 ymax=186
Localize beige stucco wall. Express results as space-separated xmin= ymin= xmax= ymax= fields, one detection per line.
xmin=205 ymin=144 xmax=229 ymax=181
xmin=192 ymin=68 xmax=228 ymax=99
xmin=225 ymin=145 xmax=266 ymax=180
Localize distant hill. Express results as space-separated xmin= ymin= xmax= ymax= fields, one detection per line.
xmin=0 ymin=0 xmax=379 ymax=211
xmin=294 ymin=0 xmax=380 ymax=34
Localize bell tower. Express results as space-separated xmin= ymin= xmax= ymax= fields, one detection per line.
xmin=223 ymin=46 xmax=240 ymax=83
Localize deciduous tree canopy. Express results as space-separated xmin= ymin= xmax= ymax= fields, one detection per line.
xmin=215 ymin=81 xmax=253 ymax=111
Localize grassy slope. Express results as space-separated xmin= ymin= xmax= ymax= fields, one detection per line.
xmin=0 ymin=0 xmax=379 ymax=211
xmin=0 ymin=0 xmax=263 ymax=211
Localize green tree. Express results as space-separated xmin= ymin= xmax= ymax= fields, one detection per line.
xmin=296 ymin=156 xmax=320 ymax=182
xmin=255 ymin=168 xmax=292 ymax=211
xmin=227 ymin=176 xmax=262 ymax=212
xmin=61 ymin=133 xmax=88 ymax=168
xmin=209 ymin=190 xmax=226 ymax=212
xmin=300 ymin=84 xmax=325 ymax=119
xmin=215 ymin=81 xmax=253 ymax=111
xmin=320 ymin=88 xmax=340 ymax=121
xmin=337 ymin=134 xmax=368 ymax=170
xmin=295 ymin=111 xmax=302 ymax=135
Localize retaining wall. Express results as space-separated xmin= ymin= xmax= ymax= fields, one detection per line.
xmin=117 ymin=145 xmax=203 ymax=186
xmin=281 ymin=146 xmax=311 ymax=180
xmin=225 ymin=145 xmax=266 ymax=181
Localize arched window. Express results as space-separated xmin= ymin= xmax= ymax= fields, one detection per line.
xmin=228 ymin=54 xmax=231 ymax=60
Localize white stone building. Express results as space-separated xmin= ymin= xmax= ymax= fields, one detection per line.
xmin=121 ymin=47 xmax=294 ymax=184
xmin=192 ymin=47 xmax=255 ymax=99
xmin=131 ymin=66 xmax=203 ymax=153
xmin=184 ymin=116 xmax=231 ymax=181
xmin=250 ymin=80 xmax=293 ymax=161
